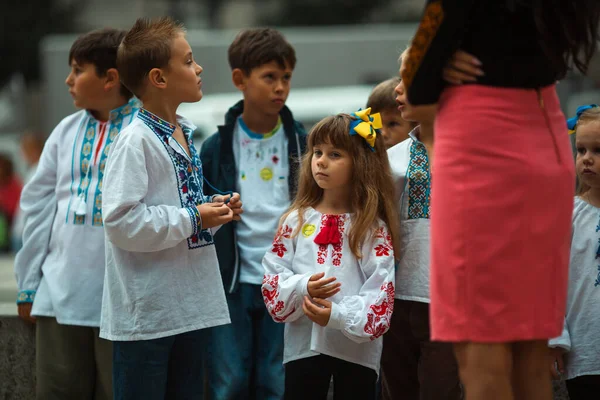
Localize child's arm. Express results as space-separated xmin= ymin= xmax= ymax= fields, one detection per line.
xmin=548 ymin=319 xmax=570 ymax=378
xmin=102 ymin=138 xmax=230 ymax=252
xmin=14 ymin=126 xmax=60 ymax=315
xmin=262 ymin=212 xmax=312 ymax=323
xmin=325 ymin=222 xmax=396 ymax=343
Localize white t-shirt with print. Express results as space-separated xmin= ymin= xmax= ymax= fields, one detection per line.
xmin=233 ymin=117 xmax=290 ymax=285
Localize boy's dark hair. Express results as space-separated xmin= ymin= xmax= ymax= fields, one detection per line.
xmin=367 ymin=77 xmax=401 ymax=113
xmin=0 ymin=153 xmax=14 ymax=181
xmin=69 ymin=28 xmax=133 ymax=99
xmin=228 ymin=28 xmax=296 ymax=74
xmin=117 ymin=17 xmax=185 ymax=98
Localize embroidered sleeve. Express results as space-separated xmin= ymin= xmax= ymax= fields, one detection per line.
xmin=327 ymin=222 xmax=396 ymax=343
xmin=262 ymin=212 xmax=311 ymax=323
xmin=14 ymin=124 xmax=61 ymax=300
xmin=102 ymin=136 xmax=197 ymax=252
xmin=549 ymin=318 xmax=571 ymax=352
xmin=402 ymin=0 xmax=474 ymax=105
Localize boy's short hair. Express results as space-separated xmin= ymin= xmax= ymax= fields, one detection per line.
xmin=117 ymin=17 xmax=185 ymax=98
xmin=367 ymin=77 xmax=401 ymax=113
xmin=69 ymin=28 xmax=132 ymax=99
xmin=228 ymin=28 xmax=296 ymax=74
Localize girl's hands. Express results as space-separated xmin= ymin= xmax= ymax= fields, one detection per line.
xmin=302 ymin=296 xmax=332 ymax=327
xmin=307 ymin=272 xmax=341 ymax=299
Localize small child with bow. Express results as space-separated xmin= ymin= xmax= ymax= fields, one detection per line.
xmin=261 ymin=110 xmax=400 ymax=400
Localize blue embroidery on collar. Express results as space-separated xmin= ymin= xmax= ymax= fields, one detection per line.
xmin=139 ymin=109 xmax=214 ymax=250
xmin=73 ymin=97 xmax=141 ymax=225
xmin=407 ymin=139 xmax=431 ymax=220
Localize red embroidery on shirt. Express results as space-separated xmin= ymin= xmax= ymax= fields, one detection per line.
xmin=315 ymin=215 xmax=346 ymax=266
xmin=373 ymin=226 xmax=393 ymax=257
xmin=363 ymin=282 xmax=395 ymax=340
xmin=271 ymin=225 xmax=292 ymax=258
xmin=262 ymin=274 xmax=296 ymax=322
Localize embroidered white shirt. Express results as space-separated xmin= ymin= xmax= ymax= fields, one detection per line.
xmin=233 ymin=117 xmax=290 ymax=285
xmin=549 ymin=197 xmax=600 ymax=380
xmin=261 ymin=208 xmax=395 ymax=373
xmin=387 ymin=128 xmax=431 ymax=303
xmin=100 ymin=109 xmax=230 ymax=341
xmin=14 ymin=99 xmax=140 ymax=327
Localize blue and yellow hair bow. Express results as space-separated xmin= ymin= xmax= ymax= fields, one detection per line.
xmin=568 ymin=104 xmax=599 ymax=135
xmin=349 ymin=108 xmax=382 ymax=151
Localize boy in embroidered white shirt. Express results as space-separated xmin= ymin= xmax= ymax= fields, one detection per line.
xmin=380 ymin=48 xmax=461 ymax=400
xmin=13 ymin=28 xmax=140 ymax=399
xmin=262 ymin=111 xmax=400 ymax=400
xmin=100 ymin=17 xmax=242 ymax=399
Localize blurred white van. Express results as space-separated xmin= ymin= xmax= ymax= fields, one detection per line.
xmin=176 ymin=85 xmax=375 ymax=144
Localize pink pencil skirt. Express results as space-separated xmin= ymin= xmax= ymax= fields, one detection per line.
xmin=430 ymin=84 xmax=574 ymax=342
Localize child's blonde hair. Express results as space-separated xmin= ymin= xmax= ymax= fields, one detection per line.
xmin=282 ymin=113 xmax=400 ymax=259
xmin=575 ymin=107 xmax=600 ymax=195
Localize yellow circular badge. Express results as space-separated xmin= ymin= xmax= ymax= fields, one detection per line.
xmin=302 ymin=224 xmax=316 ymax=238
xmin=260 ymin=167 xmax=273 ymax=181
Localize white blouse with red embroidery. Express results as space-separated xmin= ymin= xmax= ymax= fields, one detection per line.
xmin=262 ymin=207 xmax=395 ymax=373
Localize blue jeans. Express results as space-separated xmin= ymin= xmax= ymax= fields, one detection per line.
xmin=206 ymin=283 xmax=285 ymax=400
xmin=113 ymin=329 xmax=207 ymax=400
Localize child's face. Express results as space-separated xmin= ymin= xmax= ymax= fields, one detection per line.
xmin=394 ymin=68 xmax=437 ymax=124
xmin=238 ymin=61 xmax=292 ymax=117
xmin=65 ymin=61 xmax=109 ymax=111
xmin=311 ymin=142 xmax=352 ymax=192
xmin=575 ymin=121 xmax=600 ymax=189
xmin=379 ymin=108 xmax=413 ymax=148
xmin=164 ymin=33 xmax=203 ymax=104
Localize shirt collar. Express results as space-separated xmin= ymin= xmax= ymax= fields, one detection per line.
xmin=408 ymin=125 xmax=421 ymax=143
xmin=85 ymin=97 xmax=142 ymax=122
xmin=137 ymin=108 xmax=197 ymax=139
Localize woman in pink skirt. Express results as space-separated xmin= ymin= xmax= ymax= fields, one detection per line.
xmin=401 ymin=1 xmax=600 ymax=399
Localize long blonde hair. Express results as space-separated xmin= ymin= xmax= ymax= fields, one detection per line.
xmin=575 ymin=107 xmax=600 ymax=195
xmin=283 ymin=113 xmax=400 ymax=258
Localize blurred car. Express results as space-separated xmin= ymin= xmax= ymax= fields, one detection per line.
xmin=176 ymin=85 xmax=376 ymax=144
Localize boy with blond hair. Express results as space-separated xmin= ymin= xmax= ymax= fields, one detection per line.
xmin=100 ymin=17 xmax=242 ymax=399
xmin=367 ymin=76 xmax=417 ymax=149
xmin=200 ymin=28 xmax=306 ymax=399
xmin=380 ymin=48 xmax=461 ymax=400
xmin=14 ymin=28 xmax=140 ymax=399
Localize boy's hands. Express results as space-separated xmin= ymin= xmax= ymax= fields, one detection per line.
xmin=17 ymin=303 xmax=36 ymax=324
xmin=549 ymin=347 xmax=566 ymax=379
xmin=196 ymin=203 xmax=234 ymax=229
xmin=307 ymin=272 xmax=341 ymax=299
xmin=302 ymin=296 xmax=332 ymax=327
xmin=443 ymin=50 xmax=484 ymax=85
xmin=213 ymin=193 xmax=243 ymax=221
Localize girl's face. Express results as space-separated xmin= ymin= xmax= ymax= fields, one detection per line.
xmin=575 ymin=121 xmax=600 ymax=188
xmin=311 ymin=142 xmax=353 ymax=192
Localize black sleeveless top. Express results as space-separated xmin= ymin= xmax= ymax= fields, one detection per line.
xmin=402 ymin=0 xmax=560 ymax=105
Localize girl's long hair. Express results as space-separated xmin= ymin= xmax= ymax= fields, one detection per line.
xmin=530 ymin=0 xmax=600 ymax=76
xmin=283 ymin=113 xmax=400 ymax=259
xmin=575 ymin=107 xmax=600 ymax=195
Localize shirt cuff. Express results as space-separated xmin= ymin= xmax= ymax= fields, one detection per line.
xmin=326 ymin=302 xmax=345 ymax=331
xmin=186 ymin=206 xmax=202 ymax=236
xmin=299 ymin=275 xmax=311 ymax=298
xmin=16 ymin=290 xmax=36 ymax=304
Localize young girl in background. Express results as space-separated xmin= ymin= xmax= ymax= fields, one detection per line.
xmin=262 ymin=110 xmax=400 ymax=400
xmin=549 ymin=105 xmax=600 ymax=400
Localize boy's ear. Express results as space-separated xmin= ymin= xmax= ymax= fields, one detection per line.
xmin=148 ymin=68 xmax=167 ymax=89
xmin=231 ymin=68 xmax=246 ymax=91
xmin=103 ymin=68 xmax=120 ymax=92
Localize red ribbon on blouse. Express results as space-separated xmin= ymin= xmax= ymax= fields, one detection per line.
xmin=314 ymin=215 xmax=341 ymax=246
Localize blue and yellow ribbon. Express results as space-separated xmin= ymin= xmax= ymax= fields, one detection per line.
xmin=349 ymin=107 xmax=382 ymax=151
xmin=568 ymin=104 xmax=599 ymax=135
